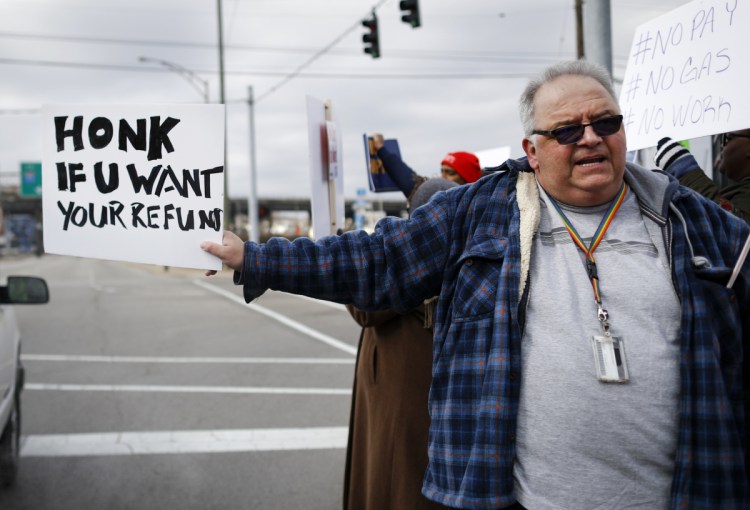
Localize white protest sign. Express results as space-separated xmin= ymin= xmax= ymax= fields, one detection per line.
xmin=619 ymin=0 xmax=748 ymax=151
xmin=42 ymin=104 xmax=225 ymax=270
xmin=306 ymin=96 xmax=345 ymax=238
xmin=474 ymin=146 xmax=511 ymax=168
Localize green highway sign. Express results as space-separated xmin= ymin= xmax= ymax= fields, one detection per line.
xmin=20 ymin=162 xmax=42 ymax=197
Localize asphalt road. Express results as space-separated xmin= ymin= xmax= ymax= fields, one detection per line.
xmin=0 ymin=254 xmax=362 ymax=510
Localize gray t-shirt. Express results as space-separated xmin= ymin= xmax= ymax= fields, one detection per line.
xmin=514 ymin=186 xmax=681 ymax=510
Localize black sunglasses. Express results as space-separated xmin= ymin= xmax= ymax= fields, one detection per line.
xmin=721 ymin=132 xmax=750 ymax=147
xmin=532 ymin=115 xmax=624 ymax=145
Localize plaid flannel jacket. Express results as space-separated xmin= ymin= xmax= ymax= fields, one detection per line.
xmin=236 ymin=159 xmax=750 ymax=509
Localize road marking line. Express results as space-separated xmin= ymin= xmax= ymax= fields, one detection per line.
xmin=22 ymin=354 xmax=354 ymax=365
xmin=21 ymin=426 xmax=348 ymax=457
xmin=193 ymin=279 xmax=357 ymax=356
xmin=25 ymin=383 xmax=351 ymax=396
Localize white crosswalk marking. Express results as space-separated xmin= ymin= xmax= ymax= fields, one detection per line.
xmin=22 ymin=427 xmax=349 ymax=457
xmin=22 ymin=354 xmax=354 ymax=365
xmin=25 ymin=383 xmax=351 ymax=396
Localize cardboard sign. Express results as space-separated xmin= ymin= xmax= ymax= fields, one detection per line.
xmin=474 ymin=146 xmax=511 ymax=169
xmin=619 ymin=0 xmax=749 ymax=151
xmin=362 ymin=134 xmax=401 ymax=193
xmin=42 ymin=104 xmax=225 ymax=270
xmin=305 ymin=96 xmax=345 ymax=238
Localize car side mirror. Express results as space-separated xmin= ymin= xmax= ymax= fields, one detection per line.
xmin=3 ymin=276 xmax=49 ymax=304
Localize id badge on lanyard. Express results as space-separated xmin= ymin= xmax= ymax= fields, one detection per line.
xmin=547 ymin=183 xmax=631 ymax=383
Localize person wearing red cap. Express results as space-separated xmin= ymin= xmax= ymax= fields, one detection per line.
xmin=370 ymin=133 xmax=481 ymax=206
xmin=440 ymin=151 xmax=482 ymax=184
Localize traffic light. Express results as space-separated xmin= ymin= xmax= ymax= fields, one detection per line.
xmin=399 ymin=0 xmax=421 ymax=28
xmin=362 ymin=12 xmax=380 ymax=59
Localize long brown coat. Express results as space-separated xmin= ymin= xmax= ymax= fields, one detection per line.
xmin=343 ymin=304 xmax=448 ymax=510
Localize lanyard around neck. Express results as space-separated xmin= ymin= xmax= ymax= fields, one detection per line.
xmin=546 ymin=182 xmax=629 ymax=330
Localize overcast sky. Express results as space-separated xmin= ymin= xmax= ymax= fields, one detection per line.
xmin=0 ymin=0 xmax=689 ymax=201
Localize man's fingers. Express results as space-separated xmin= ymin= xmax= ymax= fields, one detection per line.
xmin=201 ymin=241 xmax=220 ymax=255
xmin=202 ymin=231 xmax=243 ymax=272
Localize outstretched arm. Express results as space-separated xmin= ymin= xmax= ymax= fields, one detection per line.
xmin=201 ymin=230 xmax=245 ymax=276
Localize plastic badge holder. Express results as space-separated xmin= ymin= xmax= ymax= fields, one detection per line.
xmin=591 ymin=334 xmax=629 ymax=383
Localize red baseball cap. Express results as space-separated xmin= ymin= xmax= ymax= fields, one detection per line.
xmin=441 ymin=151 xmax=481 ymax=183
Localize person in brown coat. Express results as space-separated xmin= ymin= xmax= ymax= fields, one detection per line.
xmin=342 ymin=179 xmax=456 ymax=510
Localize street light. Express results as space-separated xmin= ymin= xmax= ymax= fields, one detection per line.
xmin=138 ymin=56 xmax=210 ymax=103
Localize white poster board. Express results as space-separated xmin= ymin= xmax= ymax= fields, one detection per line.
xmin=306 ymin=96 xmax=344 ymax=239
xmin=474 ymin=146 xmax=511 ymax=168
xmin=42 ymin=104 xmax=225 ymax=270
xmin=619 ymin=0 xmax=749 ymax=151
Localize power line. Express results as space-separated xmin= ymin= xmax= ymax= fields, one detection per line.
xmin=254 ymin=0 xmax=392 ymax=102
xmin=0 ymin=30 xmax=217 ymax=50
xmin=0 ymin=57 xmax=538 ymax=80
xmin=0 ymin=55 xmax=537 ymax=111
xmin=0 ymin=109 xmax=38 ymax=115
xmin=0 ymin=30 xmax=564 ymax=63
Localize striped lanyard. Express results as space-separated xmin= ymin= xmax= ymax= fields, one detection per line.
xmin=547 ymin=182 xmax=629 ymax=333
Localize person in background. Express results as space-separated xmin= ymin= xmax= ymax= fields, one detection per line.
xmin=370 ymin=132 xmax=481 ymax=203
xmin=202 ymin=60 xmax=749 ymax=509
xmin=343 ymin=178 xmax=456 ymax=510
xmin=343 ymin=145 xmax=479 ymax=509
xmin=438 ymin=151 xmax=482 ymax=185
xmin=654 ymin=129 xmax=750 ymax=224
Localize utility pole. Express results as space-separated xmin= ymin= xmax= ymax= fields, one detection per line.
xmin=575 ymin=0 xmax=584 ymax=59
xmin=216 ymin=0 xmax=230 ymax=229
xmin=582 ymin=0 xmax=613 ymax=76
xmin=247 ymin=86 xmax=259 ymax=244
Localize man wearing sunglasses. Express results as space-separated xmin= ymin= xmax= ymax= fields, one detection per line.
xmin=655 ymin=129 xmax=750 ymax=224
xmin=202 ymin=60 xmax=749 ymax=509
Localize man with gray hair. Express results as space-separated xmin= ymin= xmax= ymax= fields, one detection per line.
xmin=202 ymin=60 xmax=749 ymax=509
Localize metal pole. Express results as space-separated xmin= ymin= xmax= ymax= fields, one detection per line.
xmin=247 ymin=86 xmax=259 ymax=244
xmin=216 ymin=0 xmax=230 ymax=230
xmin=575 ymin=0 xmax=584 ymax=59
xmin=583 ymin=0 xmax=613 ymax=76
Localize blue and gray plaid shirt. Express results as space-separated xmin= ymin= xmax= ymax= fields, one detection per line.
xmin=236 ymin=159 xmax=750 ymax=509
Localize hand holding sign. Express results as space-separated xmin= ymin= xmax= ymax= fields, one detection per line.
xmin=201 ymin=230 xmax=245 ymax=276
